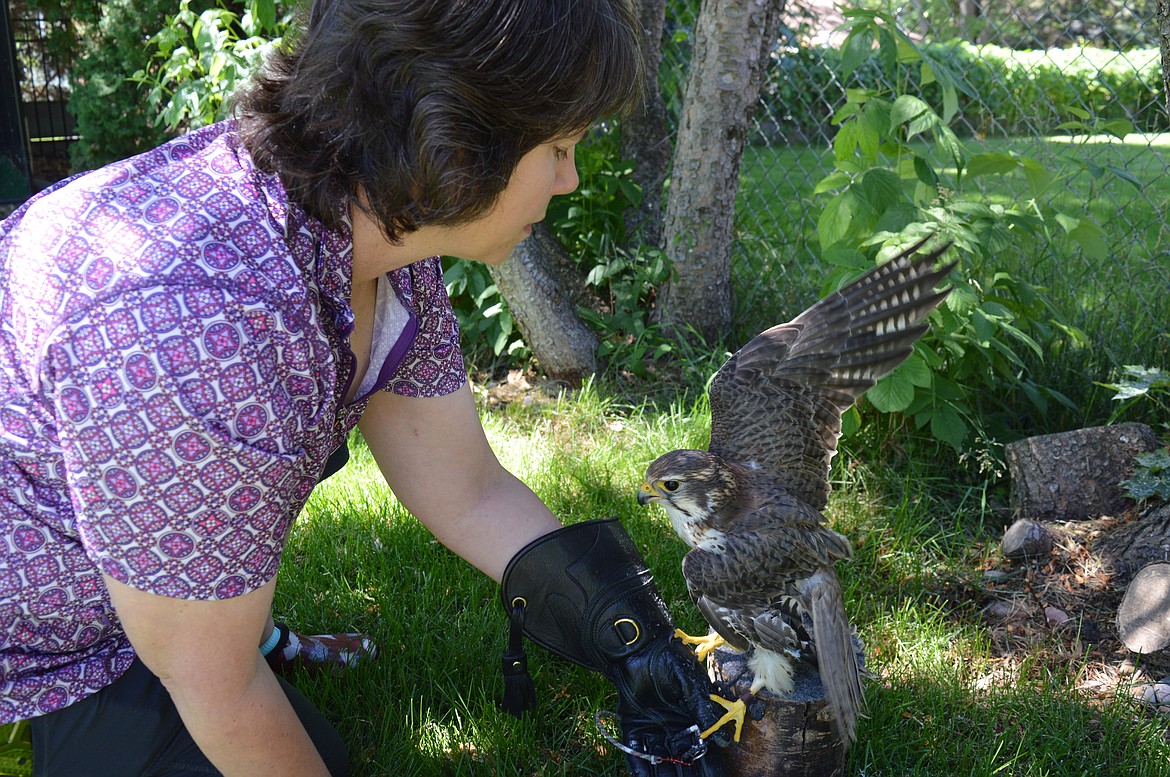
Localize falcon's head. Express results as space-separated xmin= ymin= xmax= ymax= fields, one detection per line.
xmin=638 ymin=449 xmax=752 ymax=551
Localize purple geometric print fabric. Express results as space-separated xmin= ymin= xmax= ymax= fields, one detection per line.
xmin=0 ymin=121 xmax=464 ymax=722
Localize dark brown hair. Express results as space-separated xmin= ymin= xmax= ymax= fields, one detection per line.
xmin=234 ymin=0 xmax=643 ymax=241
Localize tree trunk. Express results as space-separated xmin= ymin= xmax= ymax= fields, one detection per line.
xmin=1096 ymin=501 xmax=1170 ymax=585
xmin=656 ymin=0 xmax=785 ymax=342
xmin=490 ymin=223 xmax=600 ymax=381
xmin=1159 ymin=0 xmax=1170 ymax=117
xmin=620 ymin=0 xmax=671 ymax=249
xmin=1004 ymin=423 xmax=1159 ymax=523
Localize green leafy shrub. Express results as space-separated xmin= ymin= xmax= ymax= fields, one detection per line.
xmin=1103 ymin=363 xmax=1170 ymax=509
xmin=814 ymin=9 xmax=1117 ymax=457
xmin=1102 ymin=364 xmax=1170 ymax=424
xmin=66 ymin=0 xmax=187 ymax=170
xmin=447 ymin=127 xmax=672 ymax=375
xmin=134 ymin=0 xmax=292 ymax=132
xmin=1122 ymin=449 xmax=1170 ymax=503
xmin=442 ymin=259 xmax=527 ymax=368
xmin=926 ymin=43 xmax=1163 ymax=136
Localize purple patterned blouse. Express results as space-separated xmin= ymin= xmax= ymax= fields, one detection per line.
xmin=0 ymin=121 xmax=466 ymax=722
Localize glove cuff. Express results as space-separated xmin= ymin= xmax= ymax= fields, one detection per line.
xmin=499 ymin=519 xmax=674 ymax=713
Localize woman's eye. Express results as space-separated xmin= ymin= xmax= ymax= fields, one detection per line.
xmin=663 ymin=480 xmax=680 ymax=492
xmin=554 ymin=147 xmax=569 ymax=161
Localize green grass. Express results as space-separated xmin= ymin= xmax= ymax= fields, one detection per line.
xmin=276 ymin=385 xmax=1170 ymax=776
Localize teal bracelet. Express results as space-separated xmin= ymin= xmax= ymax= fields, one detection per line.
xmin=259 ymin=625 xmax=282 ymax=656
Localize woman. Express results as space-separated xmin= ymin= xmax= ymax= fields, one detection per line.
xmin=0 ymin=1 xmax=725 ymax=774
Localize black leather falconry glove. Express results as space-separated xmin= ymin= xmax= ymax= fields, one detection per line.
xmin=500 ymin=519 xmax=727 ymax=776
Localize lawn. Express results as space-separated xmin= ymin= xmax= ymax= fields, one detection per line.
xmin=276 ymin=382 xmax=1170 ymax=776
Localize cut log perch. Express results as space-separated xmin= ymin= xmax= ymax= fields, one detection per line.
xmin=707 ymin=647 xmax=846 ymax=777
xmin=1118 ymin=562 xmax=1170 ymax=654
xmin=1005 ymin=423 xmax=1159 ymax=522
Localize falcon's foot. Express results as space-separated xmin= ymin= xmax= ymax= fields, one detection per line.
xmin=673 ymin=629 xmax=727 ymax=662
xmin=700 ymin=693 xmax=748 ymax=743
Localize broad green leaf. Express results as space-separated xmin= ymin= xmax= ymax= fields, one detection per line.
xmin=1109 ymin=365 xmax=1170 ymax=400
xmin=841 ymin=28 xmax=876 ymax=78
xmin=818 ymin=191 xmax=856 ymax=250
xmin=861 ymin=99 xmax=891 ymax=139
xmin=930 ymin=404 xmax=968 ymax=450
xmin=857 ymin=123 xmax=881 ymax=163
xmin=1070 ymin=221 xmax=1108 ymax=260
xmin=834 ymin=121 xmax=860 ymax=161
xmin=899 ymin=352 xmax=934 ymax=388
xmin=967 ymin=153 xmax=1018 ymax=178
xmin=814 ymin=171 xmax=851 ymax=195
xmin=1020 ymin=157 xmax=1053 ymax=195
xmin=941 ymin=82 xmax=959 ymax=125
xmin=1054 ymin=212 xmax=1080 ymax=233
xmin=862 ymin=168 xmax=902 ymax=206
xmin=1102 ymin=118 xmax=1135 ymax=139
xmin=890 ymin=95 xmax=930 ymax=128
xmin=878 ymin=27 xmax=897 ymax=74
xmin=913 ymin=155 xmax=938 ymax=186
xmin=1106 ymin=165 xmax=1142 ymax=191
xmin=822 ymin=245 xmax=868 ymax=270
xmin=249 ymin=0 xmax=277 ymax=32
xmin=920 ymin=60 xmax=936 ymax=86
xmin=867 ymin=368 xmax=915 ymax=412
xmin=895 ymin=38 xmax=920 ymax=65
xmin=1136 ymin=450 xmax=1170 ymax=471
xmin=840 ymin=405 xmax=861 ymax=437
xmin=845 ymin=88 xmax=875 ymax=104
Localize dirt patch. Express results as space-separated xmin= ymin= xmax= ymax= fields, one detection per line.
xmin=956 ymin=511 xmax=1170 ymax=705
xmin=472 ymin=369 xmax=570 ymax=412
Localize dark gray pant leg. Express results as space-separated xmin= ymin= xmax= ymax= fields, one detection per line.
xmin=29 ymin=659 xmax=347 ymax=777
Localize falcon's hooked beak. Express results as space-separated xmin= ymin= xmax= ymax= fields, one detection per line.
xmin=639 ymin=479 xmax=677 ymax=506
xmin=637 ymin=481 xmax=660 ymax=506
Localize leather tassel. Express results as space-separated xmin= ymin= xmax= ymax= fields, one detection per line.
xmin=500 ymin=601 xmax=537 ymax=716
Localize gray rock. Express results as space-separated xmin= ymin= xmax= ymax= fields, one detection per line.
xmin=1133 ymin=681 xmax=1170 ymax=714
xmin=1002 ymin=518 xmax=1054 ymax=559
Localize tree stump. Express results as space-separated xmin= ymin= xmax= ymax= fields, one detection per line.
xmin=707 ymin=648 xmax=845 ymax=777
xmin=1005 ymin=423 xmax=1158 ymax=522
xmin=1095 ymin=501 xmax=1170 ymax=584
xmin=1118 ymin=562 xmax=1170 ymax=654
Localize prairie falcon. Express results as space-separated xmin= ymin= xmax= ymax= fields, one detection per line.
xmin=638 ymin=239 xmax=954 ymax=745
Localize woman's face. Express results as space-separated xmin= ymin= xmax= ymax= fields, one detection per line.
xmin=445 ymin=136 xmax=582 ymax=265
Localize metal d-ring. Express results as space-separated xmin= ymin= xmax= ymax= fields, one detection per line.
xmin=614 ymin=618 xmax=640 ymax=645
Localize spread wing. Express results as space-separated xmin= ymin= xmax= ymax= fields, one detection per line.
xmin=707 ymin=238 xmax=954 ymax=510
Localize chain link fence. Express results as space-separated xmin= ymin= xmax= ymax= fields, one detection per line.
xmin=661 ymin=0 xmax=1169 ymax=392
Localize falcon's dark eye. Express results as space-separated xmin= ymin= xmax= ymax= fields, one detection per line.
xmin=662 ymin=480 xmax=680 ymax=492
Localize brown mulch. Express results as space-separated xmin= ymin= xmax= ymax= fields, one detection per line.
xmin=952 ymin=511 xmax=1170 ymax=704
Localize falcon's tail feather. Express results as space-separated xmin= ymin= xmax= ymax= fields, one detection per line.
xmin=801 ymin=569 xmax=865 ymax=746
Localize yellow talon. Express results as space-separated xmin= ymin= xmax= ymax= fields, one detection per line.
xmin=672 ymin=629 xmax=727 ymax=662
xmin=700 ymin=694 xmax=747 ymax=742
